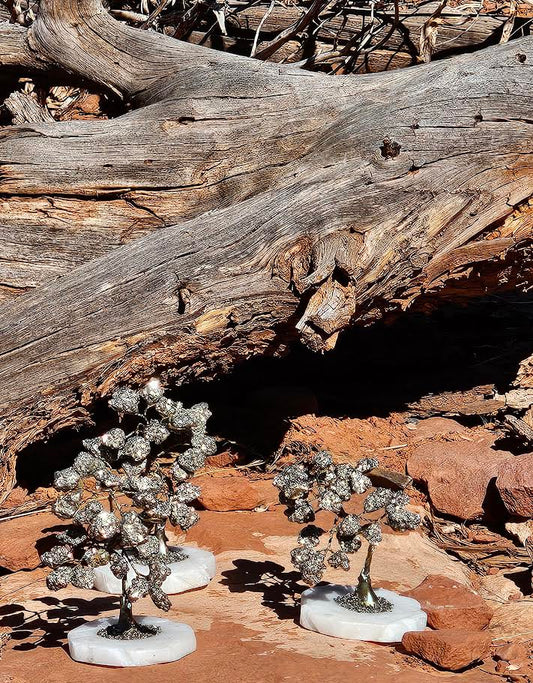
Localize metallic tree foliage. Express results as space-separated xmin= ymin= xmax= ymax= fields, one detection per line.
xmin=41 ymin=379 xmax=215 ymax=637
xmin=274 ymin=451 xmax=420 ymax=613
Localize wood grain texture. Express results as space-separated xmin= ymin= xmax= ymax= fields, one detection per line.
xmin=4 ymin=90 xmax=55 ymax=124
xmin=0 ymin=196 xmax=165 ymax=301
xmin=0 ymin=0 xmax=531 ymax=501
xmin=0 ymin=22 xmax=45 ymax=70
xmin=408 ymin=385 xmax=505 ymax=416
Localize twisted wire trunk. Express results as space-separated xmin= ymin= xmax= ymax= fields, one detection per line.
xmin=117 ymin=577 xmax=137 ymax=633
xmin=355 ymin=544 xmax=379 ymax=608
xmin=155 ymin=523 xmax=169 ymax=556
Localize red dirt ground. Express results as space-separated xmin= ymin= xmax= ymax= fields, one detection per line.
xmin=0 ymin=508 xmax=500 ymax=683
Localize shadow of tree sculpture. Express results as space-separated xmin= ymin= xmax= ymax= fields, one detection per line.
xmin=221 ymin=559 xmax=307 ymax=623
xmin=0 ymin=595 xmax=119 ymax=651
xmin=36 ymin=525 xmax=72 ymax=556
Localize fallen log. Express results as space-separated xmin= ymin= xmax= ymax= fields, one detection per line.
xmin=0 ymin=0 xmax=527 ymax=301
xmin=0 ymin=0 xmax=531 ymax=502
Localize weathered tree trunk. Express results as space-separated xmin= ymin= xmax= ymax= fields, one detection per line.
xmin=0 ymin=0 xmax=531 ymax=501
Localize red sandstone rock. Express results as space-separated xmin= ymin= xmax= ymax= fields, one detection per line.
xmin=409 ymin=418 xmax=468 ymax=442
xmin=0 ymin=513 xmax=56 ymax=571
xmin=496 ymin=453 xmax=533 ymax=518
xmin=505 ymin=520 xmax=533 ymax=545
xmin=198 ymin=474 xmax=266 ymax=511
xmin=0 ymin=487 xmax=56 ymax=512
xmin=33 ymin=487 xmax=57 ymax=502
xmin=490 ymin=600 xmax=533 ymax=642
xmin=205 ymin=451 xmax=242 ymax=469
xmin=0 ymin=505 xmax=490 ymax=683
xmin=407 ymin=435 xmax=513 ymax=520
xmin=0 ymin=487 xmax=28 ymax=510
xmin=495 ymin=642 xmax=528 ymax=662
xmin=405 ymin=575 xmax=492 ymax=630
xmin=402 ymin=629 xmax=492 ymax=671
xmin=479 ymin=573 xmax=523 ymax=604
xmin=0 ymin=675 xmax=28 ymax=683
xmin=495 ymin=660 xmax=508 ymax=673
xmin=281 ymin=414 xmax=409 ymax=471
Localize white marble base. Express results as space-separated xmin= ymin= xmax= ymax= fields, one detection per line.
xmin=93 ymin=546 xmax=216 ymax=595
xmin=300 ymin=585 xmax=427 ymax=643
xmin=68 ymin=616 xmax=196 ymax=667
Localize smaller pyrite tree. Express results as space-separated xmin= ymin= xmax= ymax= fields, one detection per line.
xmin=274 ymin=451 xmax=421 ymax=613
xmin=41 ymin=379 xmax=216 ymax=639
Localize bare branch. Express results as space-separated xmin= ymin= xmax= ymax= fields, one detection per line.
xmin=419 ymin=0 xmax=449 ymax=63
xmin=500 ymin=0 xmax=517 ymax=43
xmin=0 ymin=22 xmax=46 ymax=70
xmin=251 ymin=0 xmax=275 ymax=57
xmin=254 ymin=0 xmax=329 ymax=60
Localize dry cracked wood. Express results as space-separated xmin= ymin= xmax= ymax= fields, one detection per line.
xmin=0 ymin=0 xmax=526 ymax=302
xmin=0 ymin=0 xmax=532 ymax=500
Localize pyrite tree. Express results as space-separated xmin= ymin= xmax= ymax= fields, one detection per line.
xmin=40 ymin=379 xmax=216 ymax=638
xmin=274 ymin=451 xmax=420 ymax=612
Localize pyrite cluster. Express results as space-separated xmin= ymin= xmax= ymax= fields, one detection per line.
xmin=42 ymin=379 xmax=215 ymax=613
xmin=274 ymin=451 xmax=420 ymax=586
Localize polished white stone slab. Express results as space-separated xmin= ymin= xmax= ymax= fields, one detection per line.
xmin=93 ymin=546 xmax=216 ymax=595
xmin=68 ymin=616 xmax=196 ymax=667
xmin=300 ymin=585 xmax=427 ymax=643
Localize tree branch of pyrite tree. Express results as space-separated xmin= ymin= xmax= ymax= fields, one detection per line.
xmin=0 ymin=0 xmax=531 ymax=502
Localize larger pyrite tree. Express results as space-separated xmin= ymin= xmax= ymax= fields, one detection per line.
xmin=274 ymin=451 xmax=421 ymax=612
xmin=41 ymin=379 xmax=216 ymax=638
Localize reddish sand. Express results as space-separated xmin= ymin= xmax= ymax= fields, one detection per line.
xmin=0 ymin=509 xmax=498 ymax=683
